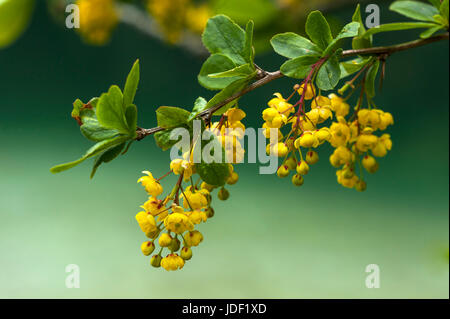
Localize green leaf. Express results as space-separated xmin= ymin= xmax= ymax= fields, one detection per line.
xmin=362 ymin=22 xmax=438 ymax=38
xmin=428 ymin=0 xmax=441 ymax=9
xmin=305 ymin=11 xmax=333 ymax=50
xmin=198 ymin=53 xmax=239 ymax=90
xmin=50 ymin=135 xmax=130 ymax=173
xmin=90 ymin=142 xmax=127 ymax=179
xmin=209 ymin=63 xmax=256 ymax=78
xmin=206 ymin=77 xmax=251 ymax=115
xmin=352 ymin=4 xmax=372 ymax=50
xmin=365 ymin=60 xmax=380 ymax=98
xmin=125 ymin=104 xmax=138 ymax=136
xmin=71 ymin=98 xmax=84 ymax=119
xmin=80 ymin=109 xmax=121 ymax=142
xmin=188 ymin=97 xmax=208 ymax=122
xmin=154 ymin=126 xmax=189 ymax=151
xmin=123 ymin=59 xmax=140 ymax=108
xmin=155 ymin=106 xmax=190 ymax=129
xmin=243 ymin=20 xmax=255 ymax=64
xmin=441 ymin=0 xmax=449 ymax=22
xmin=280 ymin=55 xmax=320 ymax=79
xmin=390 ymin=1 xmax=439 ymax=22
xmin=270 ymin=32 xmax=322 ymax=59
xmin=96 ymin=85 xmax=129 ymax=133
xmin=196 ymin=162 xmax=230 ymax=186
xmin=316 ymin=51 xmax=341 ymax=91
xmin=323 ymin=22 xmax=360 ymax=56
xmin=420 ymin=24 xmax=445 ymax=37
xmin=202 ymin=14 xmax=246 ymax=65
xmin=340 ymin=57 xmax=371 ymax=79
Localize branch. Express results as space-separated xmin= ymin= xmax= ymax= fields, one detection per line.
xmin=136 ymin=32 xmax=449 ymax=141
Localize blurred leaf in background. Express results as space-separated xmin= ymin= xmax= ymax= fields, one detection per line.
xmin=0 ymin=0 xmax=35 ymax=49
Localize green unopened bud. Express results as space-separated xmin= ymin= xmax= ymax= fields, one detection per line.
xmin=180 ymin=246 xmax=193 ymax=260
xmin=150 ymin=254 xmax=162 ymax=267
xmin=141 ymin=241 xmax=155 ymax=256
xmin=205 ymin=207 xmax=215 ymax=218
xmin=277 ymin=165 xmax=290 ymax=178
xmin=218 ymin=187 xmax=230 ymax=201
xmin=355 ymin=180 xmax=367 ymax=192
xmin=169 ymin=237 xmax=181 ymax=252
xmin=292 ymin=174 xmax=304 ymax=186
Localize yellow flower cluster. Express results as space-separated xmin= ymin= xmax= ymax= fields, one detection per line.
xmin=262 ymin=82 xmax=394 ymax=190
xmin=135 ymin=111 xmax=242 ymax=270
xmin=75 ymin=0 xmax=118 ymax=45
xmin=146 ymin=0 xmax=211 ymax=43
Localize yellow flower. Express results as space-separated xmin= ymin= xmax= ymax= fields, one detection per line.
xmin=137 ymin=171 xmax=163 ymax=197
xmin=226 ymin=108 xmax=246 ymax=124
xmin=277 ymin=164 xmax=290 ymax=178
xmin=135 ymin=211 xmax=157 ymax=235
xmin=328 ymin=93 xmax=350 ymax=117
xmin=181 ymin=186 xmax=208 ymax=209
xmin=371 ymin=134 xmax=392 ymax=157
xmin=329 ymin=146 xmax=353 ymax=167
xmin=377 ymin=111 xmax=394 ymax=130
xmin=357 ymin=109 xmax=381 ymax=129
xmin=187 ymin=210 xmax=208 ymax=224
xmin=294 ymin=132 xmax=319 ymax=149
xmin=297 ymin=83 xmax=316 ymax=100
xmin=362 ymin=155 xmax=379 ymax=173
xmin=161 ymin=253 xmax=185 ymax=271
xmin=227 ymin=171 xmax=239 ymax=185
xmin=336 ymin=169 xmax=359 ymax=188
xmin=164 ymin=213 xmax=194 ymax=234
xmin=355 ymin=128 xmax=378 ymax=152
xmin=184 ymin=230 xmax=204 ymax=247
xmin=76 ymin=0 xmax=118 ymax=45
xmin=311 ymin=96 xmax=331 ymax=108
xmin=170 ymin=159 xmax=194 ymax=180
xmin=316 ymin=127 xmax=331 ymax=143
xmin=268 ymin=93 xmax=294 ymax=114
xmin=329 ymin=118 xmax=351 ymax=147
xmin=271 ymin=142 xmax=289 ymax=157
xmin=141 ymin=197 xmax=167 ymax=221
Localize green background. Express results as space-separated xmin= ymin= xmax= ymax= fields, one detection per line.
xmin=0 ymin=2 xmax=448 ymax=298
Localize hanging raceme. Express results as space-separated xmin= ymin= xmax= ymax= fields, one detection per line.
xmin=50 ymin=1 xmax=449 ymax=271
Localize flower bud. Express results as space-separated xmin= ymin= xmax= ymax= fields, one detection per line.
xmin=218 ymin=187 xmax=230 ymax=201
xmin=150 ymin=254 xmax=162 ymax=268
xmin=355 ymin=180 xmax=367 ymax=192
xmin=296 ymin=161 xmax=309 ymax=175
xmin=227 ymin=171 xmax=239 ymax=185
xmin=362 ymin=155 xmax=379 ymax=173
xmin=158 ymin=233 xmax=172 ymax=247
xmin=184 ymin=230 xmax=203 ymax=247
xmin=201 ymin=182 xmax=215 ymax=192
xmin=277 ymin=165 xmax=290 ymax=178
xmin=169 ymin=237 xmax=181 ymax=252
xmin=305 ymin=150 xmax=319 ymax=164
xmin=292 ymin=174 xmax=304 ymax=186
xmin=205 ymin=207 xmax=215 ymax=218
xmin=285 ymin=157 xmax=297 ymax=170
xmin=141 ymin=241 xmax=155 ymax=256
xmin=180 ymin=247 xmax=193 ymax=260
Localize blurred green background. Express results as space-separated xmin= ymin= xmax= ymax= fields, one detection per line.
xmin=0 ymin=1 xmax=448 ymax=298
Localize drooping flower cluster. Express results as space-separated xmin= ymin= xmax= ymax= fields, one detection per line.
xmin=262 ymin=82 xmax=394 ymax=191
xmin=135 ymin=108 xmax=244 ymax=270
xmin=75 ymin=0 xmax=118 ymax=45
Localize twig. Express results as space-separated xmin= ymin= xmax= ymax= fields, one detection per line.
xmin=135 ymin=32 xmax=449 ymax=141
